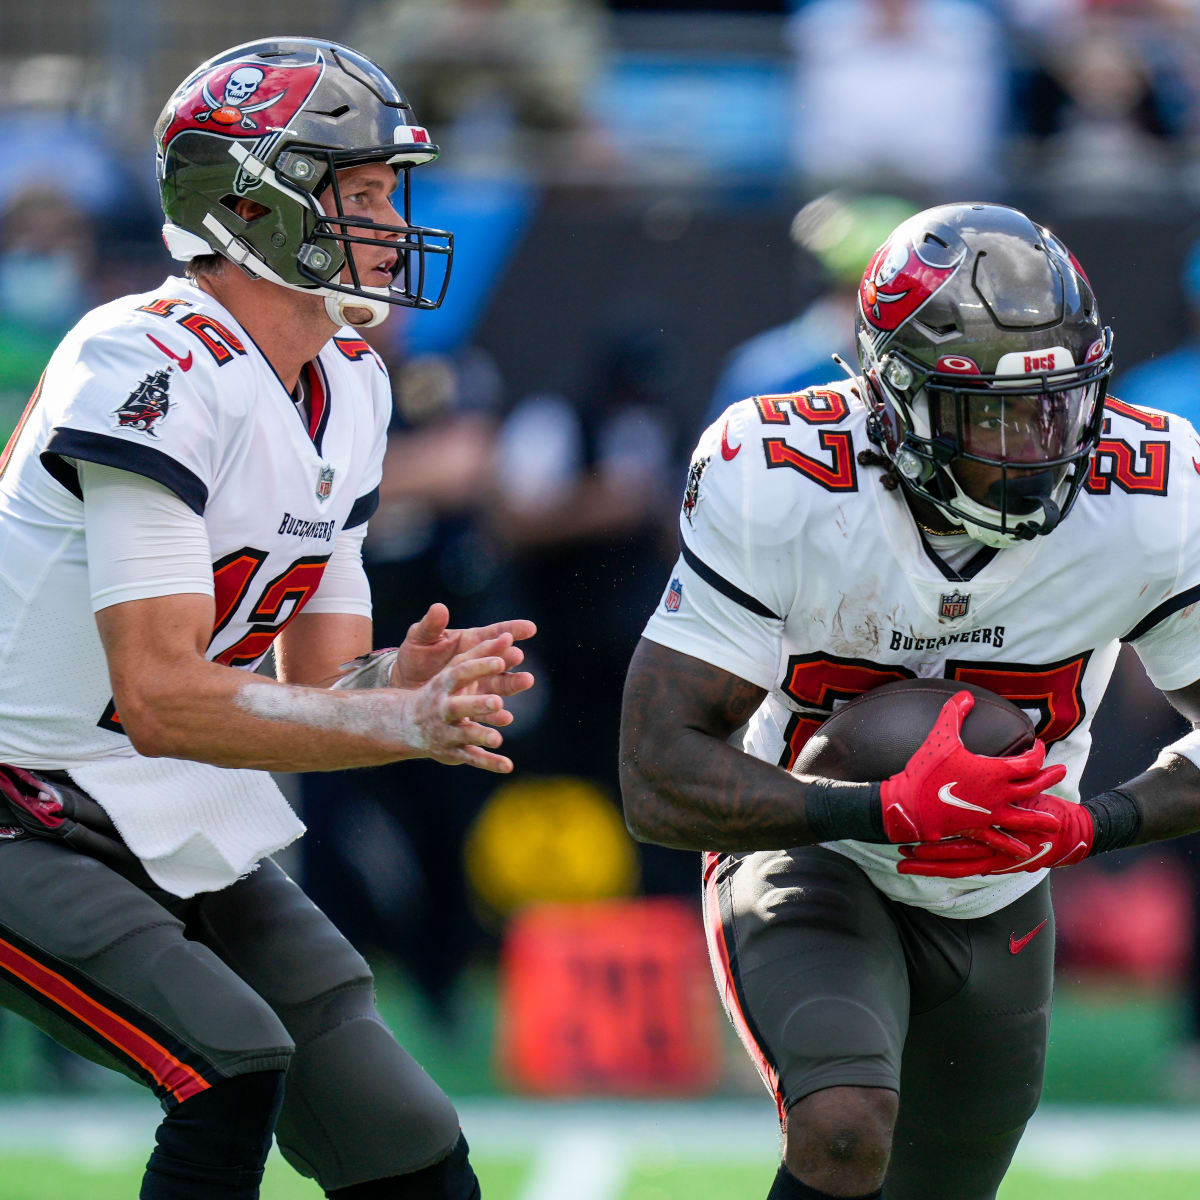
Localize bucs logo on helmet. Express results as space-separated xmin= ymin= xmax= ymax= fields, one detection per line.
xmin=159 ymin=57 xmax=325 ymax=148
xmin=114 ymin=368 xmax=173 ymax=436
xmin=859 ymin=235 xmax=966 ymax=335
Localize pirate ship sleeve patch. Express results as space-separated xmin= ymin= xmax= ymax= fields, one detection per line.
xmin=38 ymin=323 xmax=225 ymax=514
xmin=41 ymin=429 xmax=209 ymax=515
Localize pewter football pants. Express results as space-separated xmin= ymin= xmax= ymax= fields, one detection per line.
xmin=707 ymin=845 xmax=1055 ymax=1200
xmin=0 ymin=835 xmax=463 ymax=1192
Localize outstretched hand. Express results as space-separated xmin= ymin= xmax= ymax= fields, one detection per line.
xmin=403 ymin=635 xmax=532 ymax=773
xmin=390 ymin=603 xmax=536 ymax=706
xmin=879 ymin=691 xmax=1068 ymax=853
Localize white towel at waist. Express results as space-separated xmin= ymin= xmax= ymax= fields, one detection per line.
xmin=66 ymin=755 xmax=305 ymax=898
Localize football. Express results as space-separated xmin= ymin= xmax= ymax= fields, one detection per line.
xmin=790 ymin=678 xmax=1036 ymax=783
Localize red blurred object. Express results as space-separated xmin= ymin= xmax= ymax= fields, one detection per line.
xmin=498 ymin=897 xmax=721 ymax=1095
xmin=1053 ymin=856 xmax=1193 ymax=985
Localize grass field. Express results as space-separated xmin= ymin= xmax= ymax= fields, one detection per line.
xmin=2 ymin=1099 xmax=1199 ymax=1200
xmin=2 ymin=975 xmax=1198 ymax=1196
xmin=1 ymin=1154 xmax=1199 ymax=1200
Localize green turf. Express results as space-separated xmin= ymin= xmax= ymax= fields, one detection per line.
xmin=620 ymin=1164 xmax=1200 ymax=1200
xmin=1 ymin=1153 xmax=1197 ymax=1200
xmin=998 ymin=1169 xmax=1200 ymax=1199
xmin=0 ymin=1153 xmax=531 ymax=1200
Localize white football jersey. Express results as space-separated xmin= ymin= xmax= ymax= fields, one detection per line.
xmin=0 ymin=277 xmax=391 ymax=893
xmin=644 ymin=382 xmax=1200 ymax=918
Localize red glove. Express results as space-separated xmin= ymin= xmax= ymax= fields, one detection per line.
xmin=879 ymin=691 xmax=1067 ymax=854
xmin=897 ymin=794 xmax=1095 ymax=878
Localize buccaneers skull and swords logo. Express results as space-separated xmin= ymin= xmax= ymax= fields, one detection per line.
xmin=159 ymin=58 xmax=325 ymax=147
xmin=193 ymin=66 xmax=283 ymax=129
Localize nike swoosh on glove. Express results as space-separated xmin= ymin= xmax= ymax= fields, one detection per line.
xmin=879 ymin=691 xmax=1067 ymax=855
xmin=897 ymin=794 xmax=1095 ymax=878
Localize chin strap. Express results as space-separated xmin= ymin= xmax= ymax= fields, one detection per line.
xmin=177 ymin=217 xmax=394 ymax=330
xmin=324 ymin=291 xmax=390 ymax=328
xmin=985 ymin=471 xmax=1062 ymax=540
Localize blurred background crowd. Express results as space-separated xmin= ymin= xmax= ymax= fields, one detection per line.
xmin=5 ymin=0 xmax=1200 ymax=1109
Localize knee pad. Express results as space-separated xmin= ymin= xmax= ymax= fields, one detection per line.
xmin=324 ymin=1132 xmax=480 ymax=1199
xmin=140 ymin=1068 xmax=286 ymax=1199
xmin=275 ymin=978 xmax=461 ymax=1191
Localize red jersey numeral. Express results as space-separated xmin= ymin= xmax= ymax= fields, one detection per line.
xmin=755 ymin=388 xmax=849 ymax=426
xmin=1086 ymin=439 xmax=1169 ymax=495
xmin=763 ymin=432 xmax=857 ymax=492
xmin=1104 ymin=397 xmax=1169 ymax=432
xmin=212 ymin=555 xmax=330 ymax=668
xmin=775 ymin=650 xmax=1091 ymax=768
xmin=178 ymin=313 xmax=247 ymax=366
xmin=98 ymin=551 xmax=329 ymax=730
xmin=947 ymin=653 xmax=1091 ymax=748
xmin=136 ymin=297 xmax=193 ymax=318
xmin=779 ymin=653 xmax=914 ymax=768
xmin=0 ymin=371 xmax=45 ymax=481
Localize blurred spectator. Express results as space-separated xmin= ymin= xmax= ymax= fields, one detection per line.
xmin=0 ymin=187 xmax=98 ymax=442
xmin=1006 ymin=1 xmax=1200 ymax=193
xmin=492 ymin=322 xmax=692 ymax=891
xmin=0 ymin=190 xmax=103 ymax=1086
xmin=1113 ymin=232 xmax=1200 ymax=412
xmin=788 ymin=0 xmax=1005 ymax=190
xmin=349 ymin=0 xmax=615 ymax=177
xmin=300 ymin=325 xmax=513 ymax=1022
xmin=1110 ymin=235 xmax=1200 ymax=1097
xmin=704 ymin=191 xmax=914 ymax=428
xmin=0 ymin=55 xmax=137 ymax=216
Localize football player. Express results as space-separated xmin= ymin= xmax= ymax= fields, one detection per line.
xmin=0 ymin=37 xmax=535 ymax=1200
xmin=621 ymin=201 xmax=1200 ymax=1200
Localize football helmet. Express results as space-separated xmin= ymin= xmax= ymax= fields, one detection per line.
xmin=154 ymin=37 xmax=453 ymax=328
xmin=856 ymin=203 xmax=1112 ymax=548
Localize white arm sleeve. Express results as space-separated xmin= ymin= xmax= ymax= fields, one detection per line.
xmin=79 ymin=460 xmax=214 ymax=612
xmin=302 ymin=524 xmax=372 ymax=618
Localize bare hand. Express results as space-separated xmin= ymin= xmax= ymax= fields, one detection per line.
xmin=390 ymin=603 xmax=536 ymax=703
xmin=401 ymin=635 xmax=531 ymax=772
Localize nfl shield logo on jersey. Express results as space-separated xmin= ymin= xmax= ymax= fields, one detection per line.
xmin=939 ymin=590 xmax=971 ymax=621
xmin=665 ymin=577 xmax=683 ymax=612
xmin=315 ymin=465 xmax=335 ymax=501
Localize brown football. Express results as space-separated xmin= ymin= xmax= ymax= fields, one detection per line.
xmin=790 ymin=678 xmax=1036 ymax=783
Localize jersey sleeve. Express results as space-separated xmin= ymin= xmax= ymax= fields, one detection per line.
xmin=303 ymin=524 xmax=371 ymax=618
xmin=40 ymin=322 xmax=223 ymax=515
xmin=641 ymin=402 xmax=790 ymax=690
xmin=1125 ymin=414 xmax=1200 ymax=690
xmin=79 ymin=461 xmax=214 ymax=611
xmin=345 ymin=364 xmax=391 ymax=530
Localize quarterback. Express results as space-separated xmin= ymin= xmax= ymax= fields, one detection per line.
xmin=621 ymin=202 xmax=1200 ymax=1199
xmin=0 ymin=37 xmax=531 ymax=1200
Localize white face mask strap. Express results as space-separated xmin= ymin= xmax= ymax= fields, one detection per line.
xmin=1154 ymin=729 xmax=1200 ymax=774
xmin=197 ymin=214 xmax=391 ymax=328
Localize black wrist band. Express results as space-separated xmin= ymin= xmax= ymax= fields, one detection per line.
xmin=1082 ymin=788 xmax=1143 ymax=856
xmin=804 ymin=778 xmax=885 ymax=844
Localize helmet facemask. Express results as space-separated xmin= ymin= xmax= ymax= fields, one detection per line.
xmin=300 ymin=150 xmax=450 ymax=313
xmin=866 ymin=336 xmax=1112 ymax=547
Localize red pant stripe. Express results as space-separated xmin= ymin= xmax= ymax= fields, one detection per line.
xmin=702 ymin=852 xmax=785 ymax=1123
xmin=0 ymin=934 xmax=210 ymax=1102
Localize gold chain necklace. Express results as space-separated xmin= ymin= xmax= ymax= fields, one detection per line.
xmin=916 ymin=518 xmax=965 ymax=537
